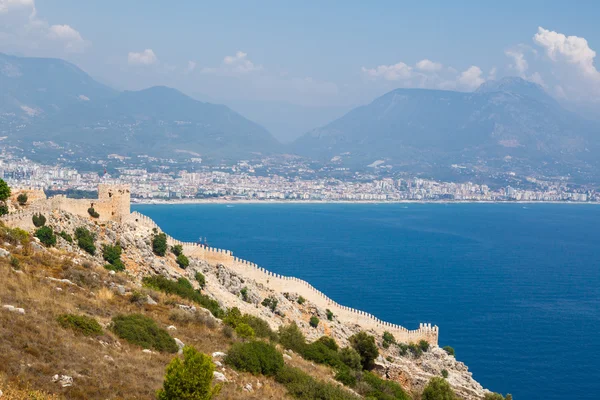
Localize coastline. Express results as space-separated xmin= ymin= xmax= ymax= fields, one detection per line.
xmin=132 ymin=198 xmax=600 ymax=205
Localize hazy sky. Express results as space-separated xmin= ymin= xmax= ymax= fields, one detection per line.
xmin=2 ymin=0 xmax=600 ymax=108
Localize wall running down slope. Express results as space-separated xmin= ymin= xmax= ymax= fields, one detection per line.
xmin=1 ymin=185 xmax=439 ymax=345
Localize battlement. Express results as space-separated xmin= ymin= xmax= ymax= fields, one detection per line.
xmin=129 ymin=210 xmax=439 ymax=345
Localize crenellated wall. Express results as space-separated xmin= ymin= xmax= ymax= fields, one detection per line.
xmin=129 ymin=210 xmax=440 ymax=345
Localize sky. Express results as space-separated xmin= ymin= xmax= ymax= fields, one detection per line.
xmin=2 ymin=0 xmax=600 ymax=112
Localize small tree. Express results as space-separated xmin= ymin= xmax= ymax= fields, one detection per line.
xmin=195 ymin=272 xmax=206 ymax=289
xmin=171 ymin=244 xmax=183 ymax=256
xmin=153 ymin=233 xmax=168 ymax=256
xmin=75 ymin=227 xmax=96 ymax=255
xmin=32 ymin=213 xmax=46 ymax=227
xmin=349 ymin=332 xmax=379 ymax=370
xmin=235 ymin=323 xmax=255 ymax=340
xmin=326 ymin=309 xmax=334 ymax=321
xmin=261 ymin=296 xmax=278 ymax=312
xmin=0 ymin=179 xmax=10 ymax=202
xmin=87 ymin=207 xmax=100 ymax=218
xmin=35 ymin=226 xmax=56 ymax=247
xmin=309 ymin=316 xmax=320 ymax=328
xmin=339 ymin=346 xmax=362 ymax=370
xmin=103 ymin=243 xmax=125 ymax=271
xmin=297 ymin=296 xmax=305 ymax=305
xmin=176 ymin=253 xmax=190 ymax=269
xmin=240 ymin=287 xmax=249 ymax=302
xmin=157 ymin=346 xmax=221 ymax=400
xmin=442 ymin=346 xmax=455 ymax=357
xmin=17 ymin=193 xmax=28 ymax=205
xmin=422 ymin=377 xmax=457 ymax=400
xmin=382 ymin=331 xmax=396 ymax=348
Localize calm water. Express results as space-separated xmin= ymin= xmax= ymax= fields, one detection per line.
xmin=133 ymin=203 xmax=600 ymax=400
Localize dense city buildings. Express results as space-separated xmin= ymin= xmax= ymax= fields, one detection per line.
xmin=1 ymin=152 xmax=596 ymax=203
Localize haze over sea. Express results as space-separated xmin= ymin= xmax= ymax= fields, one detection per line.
xmin=134 ymin=203 xmax=600 ymax=400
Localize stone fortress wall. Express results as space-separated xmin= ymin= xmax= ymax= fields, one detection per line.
xmin=1 ymin=185 xmax=439 ymax=345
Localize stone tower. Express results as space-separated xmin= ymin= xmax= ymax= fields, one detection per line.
xmin=97 ymin=184 xmax=131 ymax=222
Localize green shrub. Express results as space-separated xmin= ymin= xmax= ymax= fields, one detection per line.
xmin=195 ymin=272 xmax=206 ymax=289
xmin=297 ymin=296 xmax=305 ymax=305
xmin=142 ymin=275 xmax=224 ymax=318
xmin=0 ymin=204 xmax=7 ymax=216
xmin=349 ymin=332 xmax=379 ymax=370
xmin=102 ymin=243 xmax=124 ymax=271
xmin=261 ymin=296 xmax=278 ymax=312
xmin=0 ymin=179 xmax=10 ymax=201
xmin=75 ymin=227 xmax=96 ymax=255
xmin=484 ymin=393 xmax=512 ymax=400
xmin=441 ymin=369 xmax=449 ymax=378
xmin=339 ymin=346 xmax=362 ymax=370
xmin=17 ymin=193 xmax=28 ymax=205
xmin=418 ymin=339 xmax=430 ymax=352
xmin=157 ymin=346 xmax=221 ymax=400
xmin=87 ymin=207 xmax=100 ymax=218
xmin=334 ymin=367 xmax=357 ymax=386
xmin=176 ymin=254 xmax=190 ymax=269
xmin=224 ymin=307 xmax=276 ymax=340
xmin=57 ymin=314 xmax=103 ymax=336
xmin=382 ymin=331 xmax=396 ymax=349
xmin=309 ymin=316 xmax=320 ymax=328
xmin=442 ymin=346 xmax=455 ymax=357
xmin=326 ymin=309 xmax=334 ymax=321
xmin=408 ymin=343 xmax=423 ymax=357
xmin=397 ymin=343 xmax=409 ymax=356
xmin=111 ymin=314 xmax=178 ymax=353
xmin=225 ymin=341 xmax=284 ymax=376
xmin=32 ymin=213 xmax=46 ymax=227
xmin=240 ymin=287 xmax=249 ymax=302
xmin=10 ymin=256 xmax=20 ymax=269
xmin=235 ymin=323 xmax=255 ymax=339
xmin=275 ymin=366 xmax=360 ymax=400
xmin=422 ymin=377 xmax=456 ymax=400
xmin=152 ymin=233 xmax=168 ymax=256
xmin=278 ymin=323 xmax=306 ymax=353
xmin=171 ymin=244 xmax=183 ymax=256
xmin=34 ymin=226 xmax=56 ymax=247
xmin=58 ymin=231 xmax=73 ymax=243
xmin=302 ymin=338 xmax=341 ymax=368
xmin=360 ymin=371 xmax=411 ymax=400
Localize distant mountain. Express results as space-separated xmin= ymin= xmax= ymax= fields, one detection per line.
xmin=293 ymin=77 xmax=600 ymax=179
xmin=0 ymin=53 xmax=280 ymax=162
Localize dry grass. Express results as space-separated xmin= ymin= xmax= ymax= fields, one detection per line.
xmin=0 ymin=239 xmax=298 ymax=399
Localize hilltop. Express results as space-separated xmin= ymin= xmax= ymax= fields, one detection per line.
xmin=0 ymin=184 xmax=506 ymax=400
xmin=0 ymin=53 xmax=281 ymax=163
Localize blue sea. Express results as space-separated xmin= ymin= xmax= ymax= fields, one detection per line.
xmin=133 ymin=203 xmax=600 ymax=400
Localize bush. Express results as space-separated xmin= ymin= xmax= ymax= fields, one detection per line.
xmin=349 ymin=332 xmax=379 ymax=370
xmin=275 ymin=366 xmax=360 ymax=400
xmin=171 ymin=244 xmax=183 ymax=256
xmin=0 ymin=204 xmax=8 ymax=216
xmin=302 ymin=337 xmax=341 ymax=367
xmin=309 ymin=316 xmax=320 ymax=328
xmin=142 ymin=275 xmax=224 ymax=318
xmin=111 ymin=314 xmax=178 ymax=353
xmin=360 ymin=371 xmax=411 ymax=400
xmin=408 ymin=343 xmax=423 ymax=357
xmin=152 ymin=232 xmax=168 ymax=256
xmin=441 ymin=369 xmax=449 ymax=378
xmin=10 ymin=256 xmax=20 ymax=269
xmin=297 ymin=296 xmax=305 ymax=305
xmin=442 ymin=346 xmax=455 ymax=357
xmin=339 ymin=346 xmax=362 ymax=370
xmin=102 ymin=243 xmax=124 ymax=271
xmin=261 ymin=296 xmax=278 ymax=312
xmin=88 ymin=207 xmax=100 ymax=218
xmin=58 ymin=231 xmax=73 ymax=243
xmin=17 ymin=193 xmax=28 ymax=205
xmin=75 ymin=227 xmax=96 ymax=255
xmin=32 ymin=213 xmax=46 ymax=227
xmin=240 ymin=286 xmax=249 ymax=302
xmin=0 ymin=179 xmax=10 ymax=201
xmin=422 ymin=377 xmax=456 ymax=400
xmin=382 ymin=331 xmax=396 ymax=349
xmin=334 ymin=367 xmax=357 ymax=386
xmin=34 ymin=226 xmax=56 ymax=247
xmin=157 ymin=346 xmax=221 ymax=400
xmin=225 ymin=341 xmax=284 ymax=376
xmin=57 ymin=314 xmax=103 ymax=336
xmin=418 ymin=339 xmax=430 ymax=353
xmin=326 ymin=309 xmax=334 ymax=321
xmin=484 ymin=394 xmax=512 ymax=400
xmin=235 ymin=323 xmax=255 ymax=339
xmin=278 ymin=322 xmax=306 ymax=353
xmin=195 ymin=272 xmax=206 ymax=289
xmin=224 ymin=307 xmax=277 ymax=340
xmin=176 ymin=253 xmax=190 ymax=269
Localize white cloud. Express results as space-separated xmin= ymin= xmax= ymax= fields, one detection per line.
xmin=222 ymin=50 xmax=262 ymax=73
xmin=186 ymin=61 xmax=196 ymax=73
xmin=458 ymin=66 xmax=485 ymax=89
xmin=47 ymin=24 xmax=87 ymax=52
xmin=505 ymin=49 xmax=528 ymax=77
xmin=128 ymin=49 xmax=157 ymax=65
xmin=533 ymin=26 xmax=600 ymax=80
xmin=0 ymin=0 xmax=35 ymax=14
xmin=361 ymin=62 xmax=413 ymax=81
xmin=416 ymin=59 xmax=443 ymax=72
xmin=488 ymin=67 xmax=497 ymax=81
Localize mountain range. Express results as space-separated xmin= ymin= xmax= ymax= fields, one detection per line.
xmin=1 ymin=52 xmax=599 ymax=181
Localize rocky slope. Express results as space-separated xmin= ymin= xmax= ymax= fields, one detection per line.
xmin=28 ymin=208 xmax=491 ymax=399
